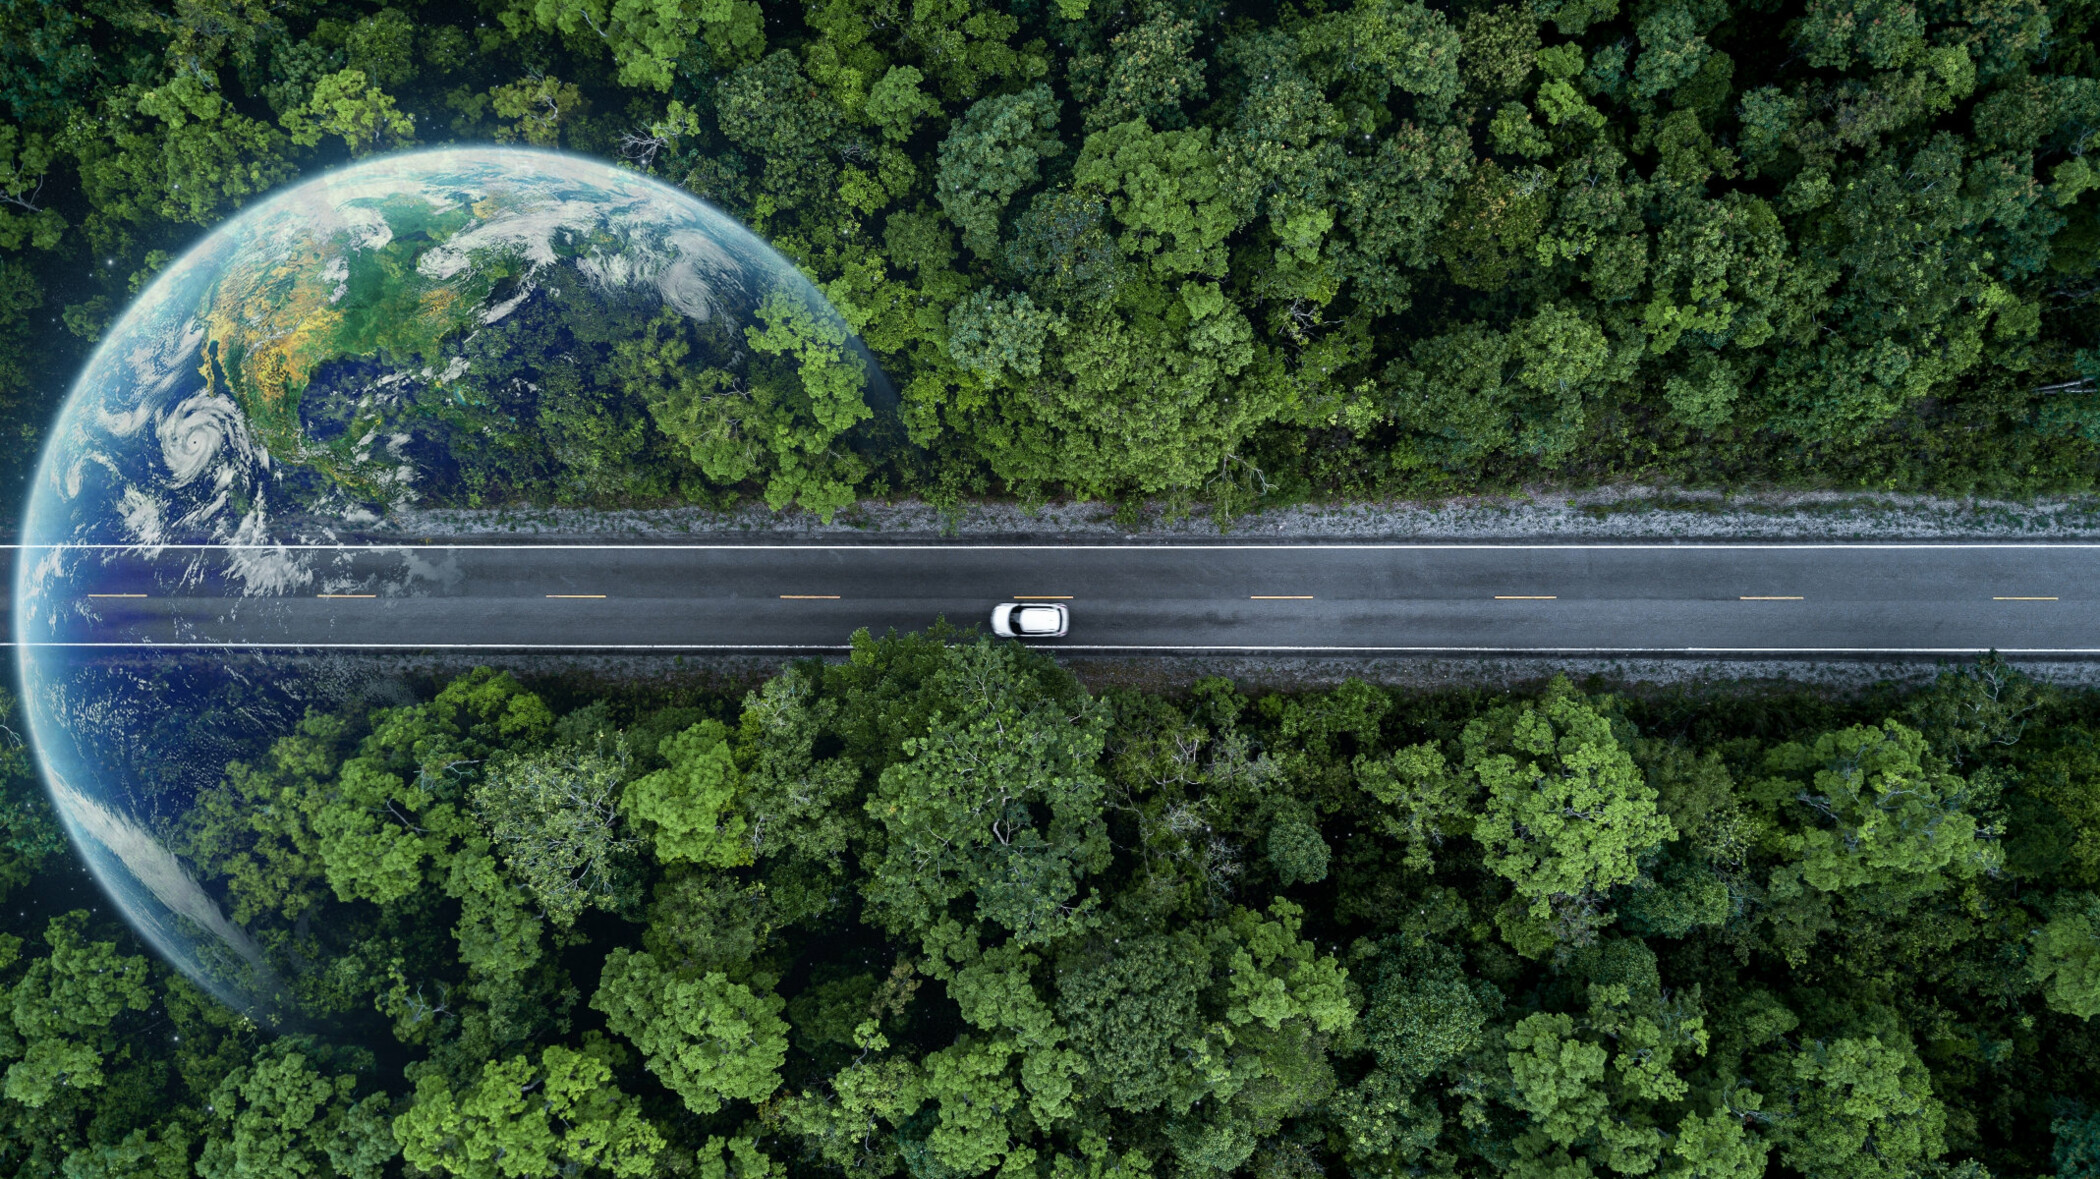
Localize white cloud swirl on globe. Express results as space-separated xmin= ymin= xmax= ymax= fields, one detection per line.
xmin=156 ymin=391 xmax=251 ymax=488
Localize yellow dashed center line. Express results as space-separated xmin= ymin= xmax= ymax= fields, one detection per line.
xmin=1012 ymin=595 xmax=1073 ymax=600
xmin=1250 ymin=595 xmax=1314 ymax=600
xmin=1496 ymin=595 xmax=1557 ymax=600
xmin=86 ymin=593 xmax=147 ymax=598
xmin=1995 ymin=596 xmax=2058 ymax=601
xmin=780 ymin=594 xmax=841 ymax=600
xmin=317 ymin=594 xmax=376 ymax=599
xmin=545 ymin=594 xmax=607 ymax=599
xmin=1741 ymin=596 xmax=1805 ymax=601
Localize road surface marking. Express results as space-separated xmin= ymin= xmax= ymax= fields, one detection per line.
xmin=85 ymin=593 xmax=146 ymax=598
xmin=1995 ymin=596 xmax=2058 ymax=600
xmin=317 ymin=594 xmax=376 ymax=599
xmin=780 ymin=594 xmax=841 ymax=599
xmin=1496 ymin=595 xmax=1557 ymax=600
xmin=545 ymin=594 xmax=607 ymax=599
xmin=1250 ymin=595 xmax=1314 ymax=600
xmin=1013 ymin=595 xmax=1073 ymax=599
xmin=1741 ymin=596 xmax=1805 ymax=600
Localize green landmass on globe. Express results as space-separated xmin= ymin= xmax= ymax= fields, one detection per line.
xmin=157 ymin=148 xmax=882 ymax=524
xmin=198 ymin=191 xmax=513 ymax=499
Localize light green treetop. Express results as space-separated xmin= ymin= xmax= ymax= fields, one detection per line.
xmin=1770 ymin=1032 xmax=1946 ymax=1179
xmin=509 ymin=0 xmax=763 ymax=89
xmin=1355 ymin=741 xmax=1476 ymax=872
xmin=624 ymin=721 xmax=752 ymax=868
xmin=197 ymin=1043 xmax=396 ymax=1179
xmin=2 ymin=912 xmax=153 ymax=1109
xmin=1073 ymin=120 xmax=1241 ymax=279
xmin=393 ymin=1044 xmax=663 ymax=1178
xmin=1760 ymin=720 xmax=2001 ymax=894
xmin=592 ymin=947 xmax=788 ymax=1115
xmin=2031 ymin=892 xmax=2100 ymax=1019
xmin=1466 ymin=682 xmax=1675 ymax=918
xmin=279 ymin=69 xmax=414 ymax=156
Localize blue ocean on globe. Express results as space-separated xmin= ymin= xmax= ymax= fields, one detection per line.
xmin=12 ymin=146 xmax=883 ymax=1019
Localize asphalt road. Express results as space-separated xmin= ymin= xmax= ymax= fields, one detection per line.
xmin=15 ymin=541 xmax=2100 ymax=656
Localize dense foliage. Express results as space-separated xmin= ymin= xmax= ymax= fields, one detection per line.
xmin=2 ymin=644 xmax=2100 ymax=1176
xmin=2 ymin=0 xmax=2098 ymax=518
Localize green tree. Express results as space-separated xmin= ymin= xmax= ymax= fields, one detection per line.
xmin=1072 ymin=14 xmax=1207 ymax=132
xmin=393 ymin=1045 xmax=662 ymax=1178
xmin=1505 ymin=1012 xmax=1614 ymax=1158
xmin=0 ymin=126 xmax=64 ymax=251
xmin=1355 ymin=742 xmax=1475 ymax=872
xmin=1500 ymin=942 xmax=1715 ymax=1177
xmin=1296 ymin=0 xmax=1463 ymax=119
xmin=0 ymin=688 xmax=65 ymax=901
xmin=71 ymin=71 xmax=293 ymax=229
xmin=1769 ymin=1033 xmax=1946 ymax=1179
xmin=486 ymin=76 xmax=587 ymax=147
xmin=1074 ymin=120 xmax=1240 ymax=280
xmin=473 ymin=740 xmax=641 ymax=927
xmin=2031 ymin=892 xmax=2100 ymax=1019
xmin=860 ymin=641 xmax=1110 ymax=947
xmin=937 ymin=85 xmax=1063 ymax=257
xmin=1358 ymin=936 xmax=1494 ymax=1082
xmin=1388 ymin=303 xmax=1613 ymax=466
xmin=592 ymin=948 xmax=788 ymax=1114
xmin=1 ymin=913 xmax=153 ymax=1109
xmin=865 ymin=66 xmax=940 ymax=143
xmin=742 ymin=290 xmax=875 ymax=516
xmin=280 ymin=69 xmax=414 ymax=155
xmin=1460 ymin=4 xmax=1540 ymax=98
xmin=196 ymin=1044 xmax=396 ymax=1179
xmin=697 ymin=1136 xmax=785 ymax=1179
xmin=510 ymin=0 xmax=763 ymax=88
xmin=1759 ymin=721 xmax=2001 ymax=895
xmin=1264 ymin=802 xmax=1331 ymax=886
xmin=985 ymin=283 xmax=1273 ymax=498
xmin=1631 ymin=6 xmax=1712 ymax=99
xmin=1215 ymin=899 xmax=1355 ymax=1037
xmin=946 ymin=289 xmax=1064 ymax=380
xmin=1056 ymin=928 xmax=1206 ymax=1112
xmin=1328 ymin=122 xmax=1472 ymax=316
xmin=917 ymin=1036 xmax=1025 ymax=1175
xmin=1666 ymin=1108 xmax=1770 ymax=1179
xmin=58 ymin=1127 xmax=195 ymax=1179
xmin=614 ymin=308 xmax=767 ymax=488
xmin=343 ymin=8 xmax=416 ymax=89
xmin=716 ymin=51 xmax=844 ymax=210
xmin=624 ymin=721 xmax=751 ymax=867
xmin=1005 ymin=189 xmax=1127 ymax=307
xmin=1467 ymin=682 xmax=1675 ymax=922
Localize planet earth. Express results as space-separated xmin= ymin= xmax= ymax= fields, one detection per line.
xmin=12 ymin=146 xmax=883 ymax=1019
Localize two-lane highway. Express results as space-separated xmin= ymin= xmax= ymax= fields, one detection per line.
xmin=17 ymin=541 xmax=2100 ymax=655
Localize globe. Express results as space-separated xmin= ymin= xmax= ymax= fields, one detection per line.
xmin=12 ymin=146 xmax=884 ymax=1020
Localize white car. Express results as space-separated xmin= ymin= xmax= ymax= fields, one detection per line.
xmin=991 ymin=602 xmax=1069 ymax=638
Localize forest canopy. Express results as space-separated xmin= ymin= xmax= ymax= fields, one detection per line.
xmin=0 ymin=0 xmax=2097 ymax=517
xmin=2 ymin=643 xmax=2100 ymax=1177
xmin=9 ymin=3 xmax=2100 ymax=1176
